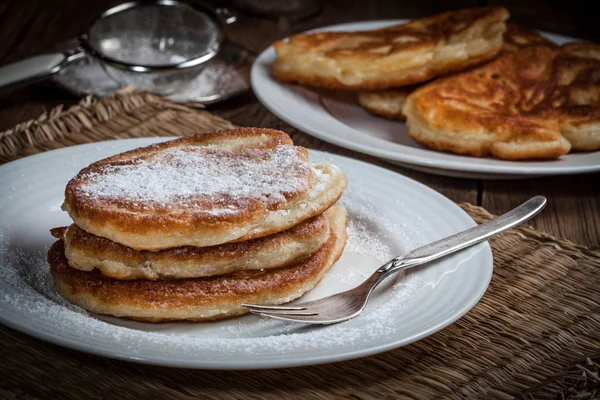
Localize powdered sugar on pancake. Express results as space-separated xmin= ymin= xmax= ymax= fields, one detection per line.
xmin=77 ymin=145 xmax=314 ymax=211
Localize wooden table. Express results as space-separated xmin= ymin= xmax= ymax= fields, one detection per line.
xmin=0 ymin=0 xmax=598 ymax=248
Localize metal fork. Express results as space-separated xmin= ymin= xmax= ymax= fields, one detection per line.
xmin=241 ymin=196 xmax=546 ymax=324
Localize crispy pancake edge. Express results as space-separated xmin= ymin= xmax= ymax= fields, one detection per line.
xmin=358 ymin=90 xmax=411 ymax=121
xmin=62 ymin=212 xmax=330 ymax=280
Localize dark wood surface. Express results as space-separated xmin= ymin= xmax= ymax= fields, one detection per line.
xmin=0 ymin=0 xmax=598 ymax=249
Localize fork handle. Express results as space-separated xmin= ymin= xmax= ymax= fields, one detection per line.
xmin=378 ymin=196 xmax=547 ymax=276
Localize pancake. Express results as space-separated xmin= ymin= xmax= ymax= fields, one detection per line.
xmin=60 ymin=212 xmax=330 ymax=280
xmin=49 ymin=205 xmax=347 ymax=322
xmin=502 ymin=23 xmax=555 ymax=53
xmin=357 ymin=88 xmax=413 ymax=121
xmin=357 ymin=24 xmax=555 ymax=121
xmin=272 ymin=7 xmax=508 ymax=90
xmin=63 ymin=128 xmax=348 ymax=251
xmin=403 ymin=43 xmax=600 ymax=160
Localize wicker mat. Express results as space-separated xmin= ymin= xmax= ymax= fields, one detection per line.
xmin=0 ymin=89 xmax=599 ymax=400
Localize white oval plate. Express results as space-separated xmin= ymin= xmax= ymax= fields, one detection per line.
xmin=0 ymin=138 xmax=492 ymax=369
xmin=251 ymin=20 xmax=600 ymax=179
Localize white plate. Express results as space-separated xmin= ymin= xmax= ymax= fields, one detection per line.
xmin=251 ymin=20 xmax=600 ymax=179
xmin=0 ymin=138 xmax=492 ymax=369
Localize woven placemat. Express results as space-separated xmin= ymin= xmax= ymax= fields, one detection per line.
xmin=0 ymin=87 xmax=235 ymax=163
xmin=1 ymin=89 xmax=599 ymax=400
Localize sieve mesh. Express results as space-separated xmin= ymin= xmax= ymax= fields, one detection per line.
xmin=87 ymin=2 xmax=221 ymax=67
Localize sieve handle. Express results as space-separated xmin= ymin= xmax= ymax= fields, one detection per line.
xmin=0 ymin=50 xmax=84 ymax=90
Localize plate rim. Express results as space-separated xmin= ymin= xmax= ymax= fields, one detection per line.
xmin=251 ymin=19 xmax=600 ymax=177
xmin=0 ymin=138 xmax=493 ymax=369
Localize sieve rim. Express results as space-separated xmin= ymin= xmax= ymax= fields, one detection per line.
xmin=80 ymin=0 xmax=224 ymax=73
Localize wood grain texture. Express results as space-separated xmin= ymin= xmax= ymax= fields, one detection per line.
xmin=0 ymin=0 xmax=597 ymax=248
xmin=482 ymin=174 xmax=600 ymax=249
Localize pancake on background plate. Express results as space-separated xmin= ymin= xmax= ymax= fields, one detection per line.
xmin=403 ymin=43 xmax=600 ymax=160
xmin=358 ymin=23 xmax=556 ymax=121
xmin=272 ymin=7 xmax=508 ymax=90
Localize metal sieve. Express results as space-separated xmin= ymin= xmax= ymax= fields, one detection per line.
xmin=0 ymin=0 xmax=236 ymax=95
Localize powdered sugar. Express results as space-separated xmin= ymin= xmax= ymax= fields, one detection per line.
xmin=77 ymin=145 xmax=313 ymax=212
xmin=341 ymin=183 xmax=424 ymax=259
xmin=169 ymin=58 xmax=248 ymax=103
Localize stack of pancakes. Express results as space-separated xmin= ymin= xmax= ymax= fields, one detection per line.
xmin=48 ymin=128 xmax=348 ymax=322
xmin=272 ymin=7 xmax=600 ymax=160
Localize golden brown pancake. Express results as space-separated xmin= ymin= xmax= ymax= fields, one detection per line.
xmin=62 ymin=128 xmax=347 ymax=251
xmin=272 ymin=7 xmax=508 ymax=90
xmin=50 ymin=206 xmax=348 ymax=322
xmin=403 ymin=43 xmax=600 ymax=160
xmin=357 ymin=87 xmax=414 ymax=121
xmin=552 ymin=43 xmax=600 ymax=151
xmin=502 ymin=23 xmax=556 ymax=52
xmin=60 ymin=212 xmax=330 ymax=280
xmin=358 ymin=24 xmax=555 ymax=121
